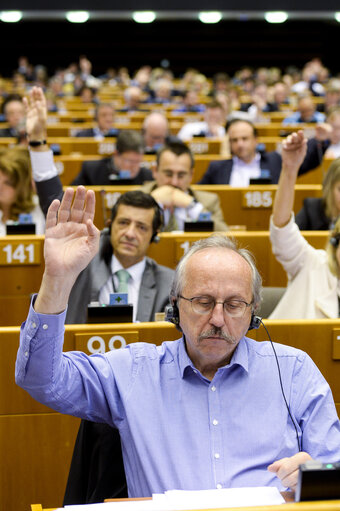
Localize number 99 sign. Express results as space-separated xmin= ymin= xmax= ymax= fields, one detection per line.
xmin=87 ymin=335 xmax=127 ymax=354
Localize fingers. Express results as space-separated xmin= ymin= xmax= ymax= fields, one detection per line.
xmin=282 ymin=130 xmax=306 ymax=150
xmin=45 ymin=199 xmax=61 ymax=230
xmin=54 ymin=186 xmax=96 ymax=226
xmin=267 ymin=452 xmax=312 ymax=490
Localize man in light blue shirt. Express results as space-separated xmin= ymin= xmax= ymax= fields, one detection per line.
xmin=16 ymin=184 xmax=340 ymax=497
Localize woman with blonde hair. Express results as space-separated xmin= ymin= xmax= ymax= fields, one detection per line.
xmin=0 ymin=145 xmax=45 ymax=235
xmin=270 ymin=131 xmax=340 ymax=319
xmin=296 ymin=158 xmax=340 ymax=230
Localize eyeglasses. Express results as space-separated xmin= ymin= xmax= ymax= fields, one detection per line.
xmin=179 ymin=295 xmax=252 ymax=318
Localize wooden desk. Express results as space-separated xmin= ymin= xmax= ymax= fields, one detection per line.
xmin=88 ymin=184 xmax=324 ymax=232
xmin=3 ymin=318 xmax=339 ymax=510
xmin=0 ymin=229 xmax=330 ymax=327
xmin=0 ymin=235 xmax=44 ymax=326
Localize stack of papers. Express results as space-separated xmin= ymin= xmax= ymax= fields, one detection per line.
xmin=60 ymin=486 xmax=285 ymax=510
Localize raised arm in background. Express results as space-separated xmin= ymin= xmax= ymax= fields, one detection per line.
xmin=272 ymin=131 xmax=308 ymax=228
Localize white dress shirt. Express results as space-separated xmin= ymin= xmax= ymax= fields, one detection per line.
xmin=229 ymin=153 xmax=262 ymax=187
xmin=99 ymin=254 xmax=146 ymax=322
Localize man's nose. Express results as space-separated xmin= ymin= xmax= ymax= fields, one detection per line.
xmin=125 ymin=223 xmax=137 ymax=238
xmin=170 ymin=174 xmax=179 ymax=187
xmin=209 ymin=302 xmax=225 ymax=328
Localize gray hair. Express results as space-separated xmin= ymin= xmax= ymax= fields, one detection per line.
xmin=170 ymin=235 xmax=262 ymax=311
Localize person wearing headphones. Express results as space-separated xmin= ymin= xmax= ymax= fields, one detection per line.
xmin=16 ymin=180 xmax=340 ymax=497
xmin=270 ymin=130 xmax=340 ymax=319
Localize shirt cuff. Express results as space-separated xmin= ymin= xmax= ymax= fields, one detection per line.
xmin=186 ymin=201 xmax=204 ymax=220
xmin=30 ymin=149 xmax=59 ymax=182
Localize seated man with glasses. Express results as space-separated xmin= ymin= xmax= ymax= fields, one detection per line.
xmin=16 ymin=171 xmax=340 ymax=499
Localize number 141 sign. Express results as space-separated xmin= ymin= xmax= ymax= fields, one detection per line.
xmin=0 ymin=241 xmax=41 ymax=265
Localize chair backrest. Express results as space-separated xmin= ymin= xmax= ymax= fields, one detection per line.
xmin=257 ymin=286 xmax=286 ymax=318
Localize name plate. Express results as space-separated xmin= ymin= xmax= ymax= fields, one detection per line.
xmin=0 ymin=241 xmax=41 ymax=265
xmin=242 ymin=190 xmax=273 ymax=209
xmin=75 ymin=331 xmax=139 ymax=354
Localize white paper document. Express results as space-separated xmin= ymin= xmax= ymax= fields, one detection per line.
xmin=61 ymin=485 xmax=285 ymax=510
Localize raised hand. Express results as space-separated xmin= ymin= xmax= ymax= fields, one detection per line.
xmin=281 ymin=130 xmax=308 ymax=175
xmin=35 ymin=186 xmax=100 ymax=314
xmin=23 ymin=85 xmax=48 ymax=140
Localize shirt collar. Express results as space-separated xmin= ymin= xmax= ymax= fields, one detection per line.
xmin=178 ymin=335 xmax=249 ymax=379
xmin=111 ymin=254 xmax=146 ymax=282
xmin=232 ymin=152 xmax=261 ymax=167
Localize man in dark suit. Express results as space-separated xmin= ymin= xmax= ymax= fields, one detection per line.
xmin=72 ymin=129 xmax=153 ymax=185
xmin=75 ymin=102 xmax=119 ymax=138
xmin=199 ymin=118 xmax=329 ymax=186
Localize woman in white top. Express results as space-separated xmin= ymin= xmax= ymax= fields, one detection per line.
xmin=270 ymin=130 xmax=340 ymax=319
xmin=0 ymin=146 xmax=45 ymax=236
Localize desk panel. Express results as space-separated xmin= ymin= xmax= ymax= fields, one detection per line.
xmin=0 ymin=230 xmax=330 ymax=327
xmin=88 ymin=184 xmax=324 ymax=232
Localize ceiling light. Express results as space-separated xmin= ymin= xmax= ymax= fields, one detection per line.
xmin=264 ymin=11 xmax=288 ymax=23
xmin=66 ymin=11 xmax=90 ymax=23
xmin=0 ymin=11 xmax=22 ymax=22
xmin=132 ymin=11 xmax=156 ymax=23
xmin=198 ymin=12 xmax=222 ymax=24
xmin=335 ymin=12 xmax=340 ymax=22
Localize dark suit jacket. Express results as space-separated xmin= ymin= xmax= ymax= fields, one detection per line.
xmin=63 ymin=421 xmax=127 ymax=505
xmin=199 ymin=138 xmax=328 ymax=185
xmin=75 ymin=127 xmax=119 ymax=137
xmin=295 ymin=197 xmax=331 ymax=230
xmin=72 ymin=157 xmax=153 ymax=186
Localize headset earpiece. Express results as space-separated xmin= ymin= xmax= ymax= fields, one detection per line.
xmin=248 ymin=314 xmax=261 ymax=331
xmin=165 ymin=301 xmax=182 ymax=332
xmin=330 ymin=234 xmax=340 ymax=248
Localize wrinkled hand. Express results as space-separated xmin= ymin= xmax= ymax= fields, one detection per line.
xmin=23 ymin=86 xmax=47 ymax=140
xmin=44 ymin=186 xmax=100 ymax=279
xmin=315 ymin=122 xmax=332 ymax=141
xmin=281 ymin=131 xmax=308 ymax=174
xmin=267 ymin=452 xmax=312 ymax=491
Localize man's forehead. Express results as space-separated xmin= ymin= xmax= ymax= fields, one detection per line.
xmin=158 ymin=150 xmax=192 ymax=171
xmin=115 ymin=204 xmax=154 ymax=224
xmin=228 ymin=122 xmax=255 ymax=138
xmin=185 ymin=247 xmax=251 ymax=277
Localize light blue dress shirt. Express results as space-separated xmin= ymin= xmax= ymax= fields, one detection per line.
xmin=16 ymin=301 xmax=340 ymax=497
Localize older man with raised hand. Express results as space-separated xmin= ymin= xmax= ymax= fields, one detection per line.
xmin=16 ymin=188 xmax=340 ymax=497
